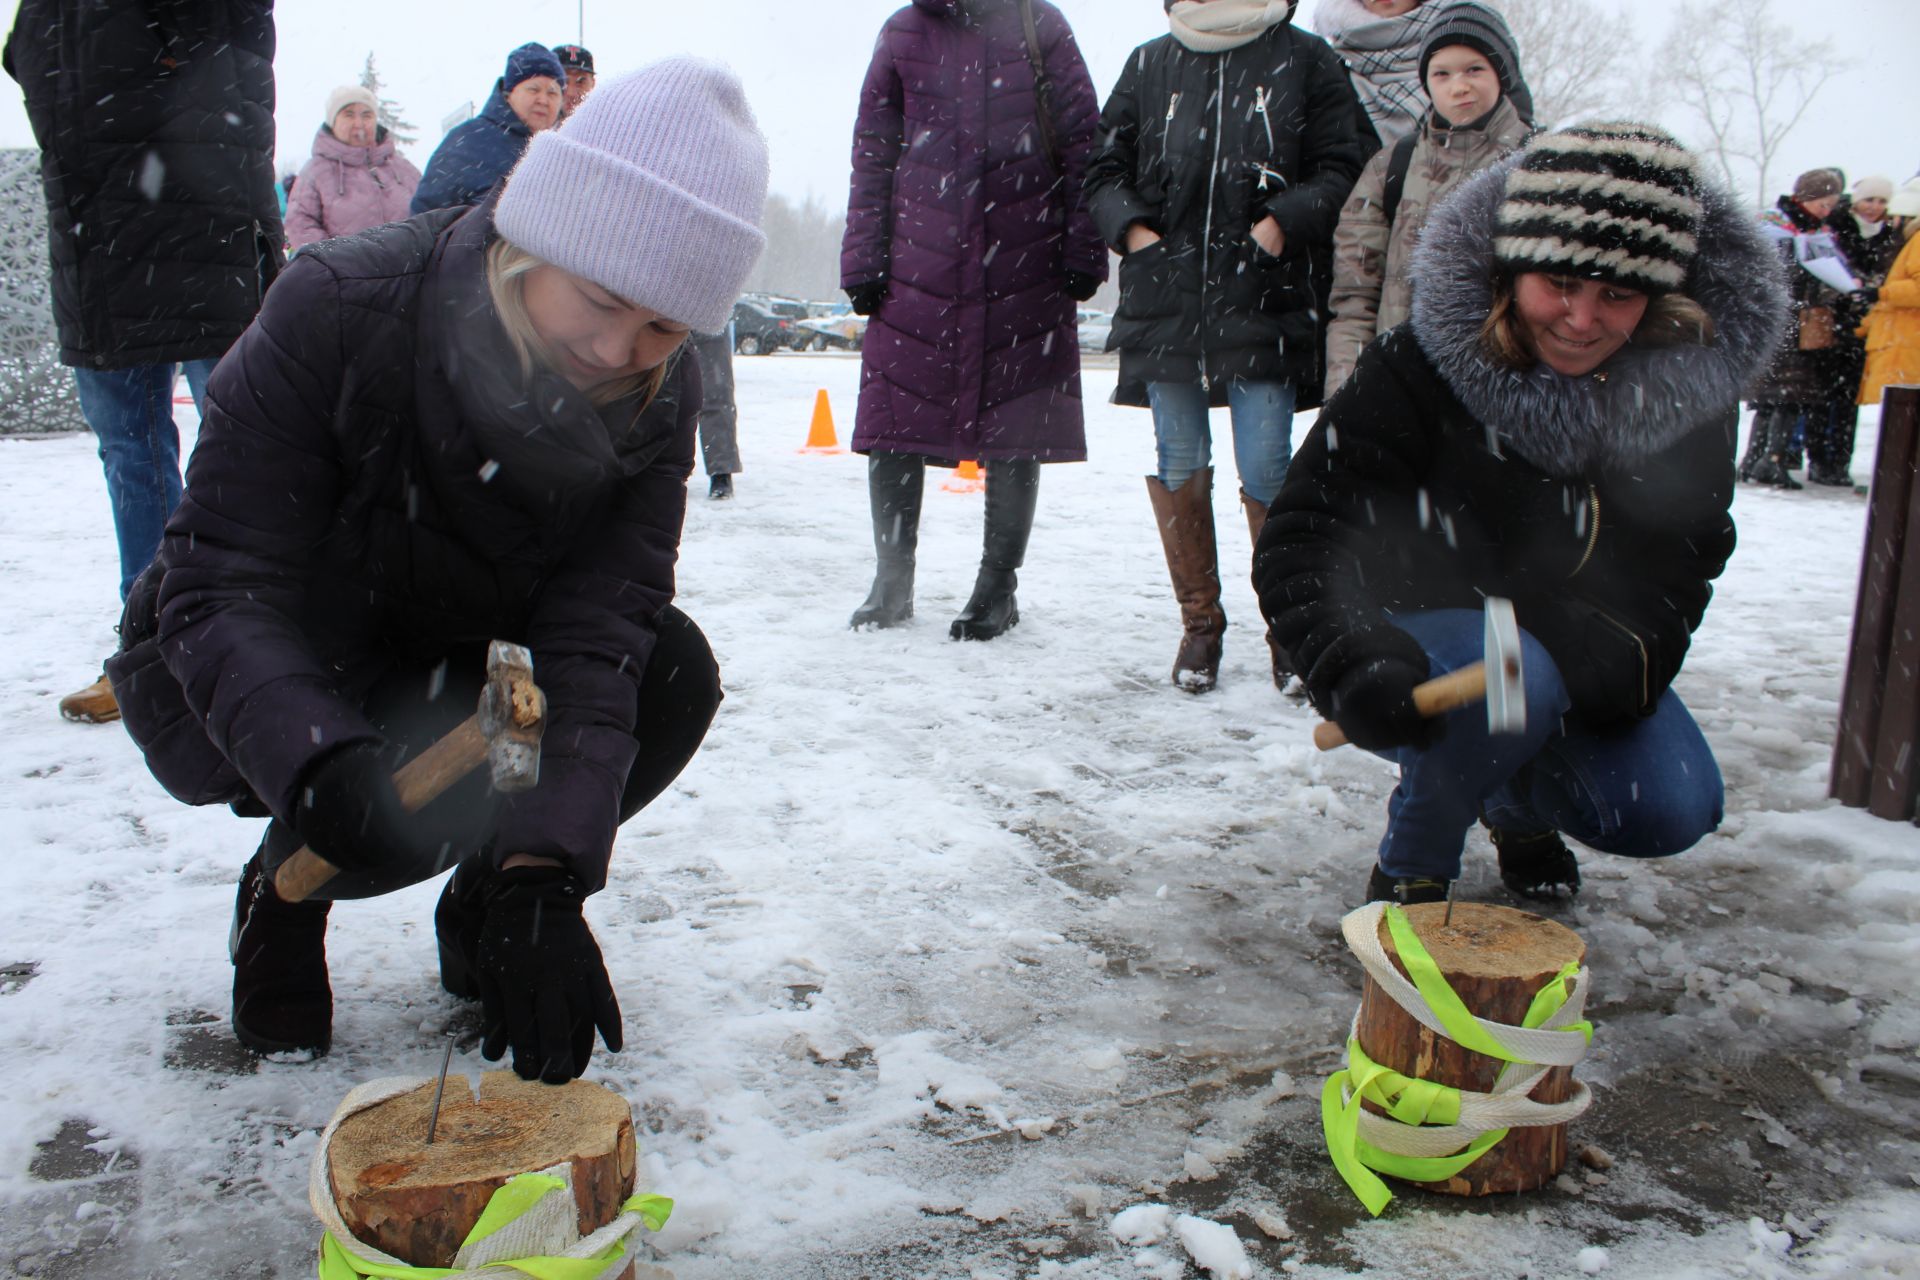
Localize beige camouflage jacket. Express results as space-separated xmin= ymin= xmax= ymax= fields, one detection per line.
xmin=1323 ymin=97 xmax=1531 ymax=398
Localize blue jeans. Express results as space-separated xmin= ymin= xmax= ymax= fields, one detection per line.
xmin=1146 ymin=379 xmax=1294 ymax=505
xmin=72 ymin=358 xmax=217 ymax=600
xmin=1371 ymin=609 xmax=1723 ymax=881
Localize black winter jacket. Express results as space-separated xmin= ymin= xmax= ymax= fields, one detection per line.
xmin=3 ymin=0 xmax=283 ymax=369
xmin=1085 ymin=7 xmax=1366 ymax=409
xmin=1256 ymin=155 xmax=1787 ymax=728
xmin=105 ymin=199 xmax=699 ymax=890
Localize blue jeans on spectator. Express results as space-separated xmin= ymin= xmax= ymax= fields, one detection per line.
xmin=1146 ymin=379 xmax=1294 ymax=504
xmin=72 ymin=358 xmax=217 ymax=600
xmin=1370 ymin=608 xmax=1723 ymax=882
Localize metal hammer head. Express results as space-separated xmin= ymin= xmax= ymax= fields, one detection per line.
xmin=478 ymin=640 xmax=546 ymax=792
xmin=1483 ymin=597 xmax=1526 ymax=737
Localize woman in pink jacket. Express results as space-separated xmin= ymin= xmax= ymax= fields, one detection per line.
xmin=286 ymin=85 xmax=422 ymax=250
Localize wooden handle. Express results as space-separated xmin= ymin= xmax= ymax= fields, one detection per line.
xmin=1313 ymin=661 xmax=1489 ymax=752
xmin=272 ymin=717 xmax=492 ymax=903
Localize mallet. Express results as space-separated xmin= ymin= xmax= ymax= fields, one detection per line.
xmin=272 ymin=640 xmax=547 ymax=904
xmin=1313 ymin=597 xmax=1525 ymax=751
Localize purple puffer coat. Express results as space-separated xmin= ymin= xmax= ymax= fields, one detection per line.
xmin=842 ymin=0 xmax=1107 ymax=463
xmin=285 ymin=125 xmax=422 ymax=250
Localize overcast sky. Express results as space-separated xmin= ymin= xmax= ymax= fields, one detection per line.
xmin=0 ymin=0 xmax=1913 ymax=206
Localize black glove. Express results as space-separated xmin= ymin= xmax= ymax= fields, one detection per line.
xmin=1327 ymin=655 xmax=1437 ymax=751
xmin=294 ymin=742 xmax=431 ymax=872
xmin=477 ymin=865 xmax=623 ymax=1083
xmin=846 ymin=280 xmax=888 ymax=316
xmin=1064 ymin=270 xmax=1101 ymax=303
xmin=1855 ymin=285 xmax=1880 ymax=307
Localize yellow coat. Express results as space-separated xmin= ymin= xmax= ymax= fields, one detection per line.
xmin=1860 ymin=229 xmax=1920 ymax=406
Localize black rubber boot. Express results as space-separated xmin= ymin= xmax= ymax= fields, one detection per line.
xmin=1748 ymin=406 xmax=1804 ymax=489
xmin=230 ymin=848 xmax=333 ymax=1056
xmin=951 ymin=459 xmax=1040 ymax=641
xmin=851 ymin=452 xmax=925 ymax=629
xmin=1489 ymin=827 xmax=1582 ymax=901
xmin=434 ymin=857 xmax=493 ymax=1000
xmin=1364 ymin=866 xmax=1451 ymax=906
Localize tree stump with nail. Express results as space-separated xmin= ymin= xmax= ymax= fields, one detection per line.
xmin=1356 ymin=902 xmax=1586 ymax=1196
xmin=327 ymin=1071 xmax=636 ymax=1270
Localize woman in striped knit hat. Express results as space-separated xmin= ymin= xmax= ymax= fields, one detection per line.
xmin=1253 ymin=123 xmax=1787 ymax=905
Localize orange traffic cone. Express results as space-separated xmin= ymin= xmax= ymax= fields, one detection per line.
xmin=799 ymin=389 xmax=843 ymax=454
xmin=942 ymin=458 xmax=986 ymax=493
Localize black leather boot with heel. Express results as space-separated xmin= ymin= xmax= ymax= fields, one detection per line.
xmin=950 ymin=458 xmax=1040 ymax=641
xmin=230 ymin=848 xmax=334 ymax=1055
xmin=851 ymin=452 xmax=925 ymax=629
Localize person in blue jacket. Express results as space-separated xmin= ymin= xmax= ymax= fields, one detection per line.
xmin=411 ymin=43 xmax=565 ymax=214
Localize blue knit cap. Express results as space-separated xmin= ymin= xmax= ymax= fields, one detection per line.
xmin=503 ymin=43 xmax=564 ymax=92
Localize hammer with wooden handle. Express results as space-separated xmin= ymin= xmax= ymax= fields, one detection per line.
xmin=272 ymin=640 xmax=547 ymax=904
xmin=1313 ymin=597 xmax=1525 ymax=751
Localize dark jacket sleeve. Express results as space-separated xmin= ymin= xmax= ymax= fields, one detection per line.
xmin=412 ymin=120 xmax=497 ymax=216
xmin=1041 ymin=6 xmax=1109 ymax=283
xmin=840 ymin=27 xmax=904 ymax=290
xmin=490 ymin=360 xmax=702 ymax=890
xmin=1254 ymin=341 xmax=1435 ymax=713
xmin=1262 ymin=39 xmax=1367 ymax=253
xmin=1520 ymin=410 xmax=1738 ymax=724
xmin=151 ymin=254 xmax=384 ymax=822
xmin=1084 ymin=48 xmax=1156 ymax=250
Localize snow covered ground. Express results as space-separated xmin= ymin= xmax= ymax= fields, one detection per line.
xmin=1 ymin=352 xmax=1917 ymax=1279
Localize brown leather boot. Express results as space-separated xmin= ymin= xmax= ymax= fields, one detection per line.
xmin=1239 ymin=492 xmax=1292 ymax=689
xmin=59 ymin=671 xmax=120 ymax=724
xmin=1147 ymin=468 xmax=1225 ymax=692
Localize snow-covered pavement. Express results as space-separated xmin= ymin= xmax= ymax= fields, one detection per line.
xmin=1 ymin=353 xmax=1916 ymax=1279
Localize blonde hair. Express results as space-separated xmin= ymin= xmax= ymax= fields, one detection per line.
xmin=1479 ymin=276 xmax=1717 ymax=372
xmin=483 ymin=239 xmax=670 ymax=410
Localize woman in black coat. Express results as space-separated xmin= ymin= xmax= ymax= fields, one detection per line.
xmin=1255 ymin=123 xmax=1786 ymax=904
xmin=106 ymin=61 xmax=770 ymax=1081
xmin=1086 ymin=0 xmax=1365 ymax=693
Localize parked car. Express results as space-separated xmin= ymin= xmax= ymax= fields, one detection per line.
xmin=731 ymin=298 xmax=799 ymax=355
xmin=1076 ymin=307 xmax=1113 ymax=354
xmin=795 ymin=312 xmax=867 ymax=352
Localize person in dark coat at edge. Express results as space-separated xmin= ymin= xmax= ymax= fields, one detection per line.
xmin=841 ymin=0 xmax=1107 ymax=641
xmin=104 ymin=61 xmax=770 ymax=1081
xmin=1254 ymin=123 xmax=1787 ymax=905
xmin=1086 ymin=0 xmax=1366 ymax=694
xmin=1818 ymin=174 xmax=1901 ymax=488
xmin=4 ymin=0 xmax=283 ymax=725
xmin=411 ymin=42 xmax=564 ymax=215
xmin=1740 ymin=167 xmax=1866 ymax=490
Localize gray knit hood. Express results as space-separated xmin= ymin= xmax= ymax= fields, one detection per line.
xmin=1408 ymin=154 xmax=1788 ymax=479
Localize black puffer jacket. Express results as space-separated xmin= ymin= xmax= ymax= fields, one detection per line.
xmin=3 ymin=0 xmax=283 ymax=369
xmin=1255 ymin=155 xmax=1787 ymax=728
xmin=105 ymin=198 xmax=698 ymax=890
xmin=1085 ymin=3 xmax=1366 ymax=409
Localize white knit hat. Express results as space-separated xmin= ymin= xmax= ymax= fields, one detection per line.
xmin=1853 ymin=174 xmax=1895 ymax=203
xmin=495 ymin=59 xmax=769 ymax=334
xmin=324 ymin=84 xmax=376 ymax=128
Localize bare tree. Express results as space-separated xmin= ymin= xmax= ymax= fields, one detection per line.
xmin=1655 ymin=2 xmax=1847 ymax=207
xmin=743 ymin=193 xmax=847 ymax=301
xmin=1498 ymin=0 xmax=1635 ymax=128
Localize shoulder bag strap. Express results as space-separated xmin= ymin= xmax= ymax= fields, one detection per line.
xmin=1017 ymin=0 xmax=1060 ymax=171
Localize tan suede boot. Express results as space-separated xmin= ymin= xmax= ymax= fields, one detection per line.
xmin=1239 ymin=492 xmax=1292 ymax=690
xmin=1146 ymin=468 xmax=1225 ymax=692
xmin=58 ymin=671 xmax=120 ymax=724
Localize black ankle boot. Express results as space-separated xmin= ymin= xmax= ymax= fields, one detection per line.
xmin=231 ymin=849 xmax=333 ymax=1055
xmin=1489 ymin=827 xmax=1581 ymax=900
xmin=1749 ymin=457 xmax=1803 ymax=490
xmin=852 ymin=453 xmax=924 ymax=629
xmin=1364 ymin=866 xmax=1451 ymax=906
xmin=951 ymin=459 xmax=1039 ymax=641
xmin=434 ymin=858 xmax=493 ymax=1000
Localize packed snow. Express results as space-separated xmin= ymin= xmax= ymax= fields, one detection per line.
xmin=1 ymin=352 xmax=1917 ymax=1278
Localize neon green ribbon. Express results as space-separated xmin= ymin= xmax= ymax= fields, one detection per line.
xmin=317 ymin=1179 xmax=675 ymax=1279
xmin=1322 ymin=906 xmax=1595 ymax=1215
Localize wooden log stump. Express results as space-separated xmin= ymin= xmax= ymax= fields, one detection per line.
xmin=327 ymin=1071 xmax=636 ymax=1269
xmin=1355 ymin=902 xmax=1585 ymax=1196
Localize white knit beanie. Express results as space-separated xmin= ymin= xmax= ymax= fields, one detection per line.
xmin=324 ymin=84 xmax=377 ymax=128
xmin=1853 ymin=174 xmax=1895 ymax=203
xmin=495 ymin=59 xmax=769 ymax=334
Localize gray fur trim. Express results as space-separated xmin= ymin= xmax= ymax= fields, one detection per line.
xmin=1408 ymin=155 xmax=1789 ymax=479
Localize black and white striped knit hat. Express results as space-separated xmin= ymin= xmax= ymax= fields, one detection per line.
xmin=1493 ymin=122 xmax=1704 ymax=296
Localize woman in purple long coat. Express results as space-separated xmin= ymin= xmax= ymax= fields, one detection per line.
xmin=842 ymin=0 xmax=1107 ymax=640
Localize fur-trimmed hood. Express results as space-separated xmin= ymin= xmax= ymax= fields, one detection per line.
xmin=1408 ymin=153 xmax=1788 ymax=479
